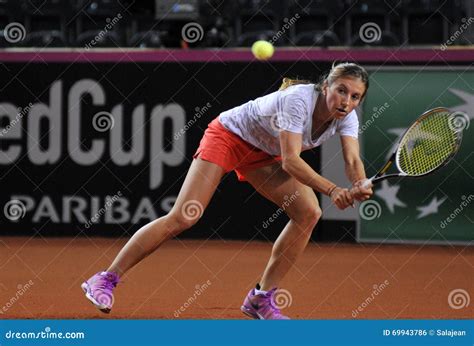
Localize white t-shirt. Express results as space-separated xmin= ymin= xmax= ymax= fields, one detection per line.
xmin=218 ymin=84 xmax=359 ymax=156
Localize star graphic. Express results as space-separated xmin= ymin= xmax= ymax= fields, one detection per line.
xmin=374 ymin=180 xmax=407 ymax=213
xmin=387 ymin=128 xmax=405 ymax=138
xmin=385 ymin=128 xmax=405 ymax=160
xmin=449 ymin=89 xmax=474 ymax=119
xmin=405 ymin=129 xmax=442 ymax=159
xmin=385 ymin=88 xmax=474 ymax=148
xmin=416 ymin=196 xmax=447 ymax=219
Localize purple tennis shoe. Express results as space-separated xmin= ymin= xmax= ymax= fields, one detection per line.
xmin=81 ymin=271 xmax=119 ymax=313
xmin=241 ymin=287 xmax=290 ymax=320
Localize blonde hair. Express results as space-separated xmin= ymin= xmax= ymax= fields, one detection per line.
xmin=278 ymin=77 xmax=312 ymax=91
xmin=279 ymin=62 xmax=369 ymax=97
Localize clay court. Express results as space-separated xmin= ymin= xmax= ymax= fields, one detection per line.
xmin=1 ymin=237 xmax=472 ymax=319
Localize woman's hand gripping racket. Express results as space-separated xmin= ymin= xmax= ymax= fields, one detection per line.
xmin=360 ymin=107 xmax=463 ymax=189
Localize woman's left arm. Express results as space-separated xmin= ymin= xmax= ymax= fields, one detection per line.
xmin=340 ymin=136 xmax=373 ymax=201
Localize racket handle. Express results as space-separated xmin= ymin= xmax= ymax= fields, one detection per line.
xmin=361 ymin=178 xmax=374 ymax=189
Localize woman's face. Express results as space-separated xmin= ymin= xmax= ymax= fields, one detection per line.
xmin=323 ymin=77 xmax=366 ymax=120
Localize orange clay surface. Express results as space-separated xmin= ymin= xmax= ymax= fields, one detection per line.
xmin=0 ymin=237 xmax=472 ymax=319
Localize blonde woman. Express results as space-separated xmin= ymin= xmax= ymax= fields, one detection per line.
xmin=82 ymin=62 xmax=374 ymax=319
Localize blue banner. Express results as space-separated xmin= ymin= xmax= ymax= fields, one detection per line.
xmin=0 ymin=320 xmax=472 ymax=345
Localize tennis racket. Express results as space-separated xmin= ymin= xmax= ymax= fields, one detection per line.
xmin=361 ymin=107 xmax=463 ymax=189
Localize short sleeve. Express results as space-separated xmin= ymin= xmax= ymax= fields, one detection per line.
xmin=337 ymin=110 xmax=359 ymax=138
xmin=276 ymin=92 xmax=307 ymax=134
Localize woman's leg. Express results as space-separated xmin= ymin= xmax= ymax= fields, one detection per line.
xmin=244 ymin=163 xmax=321 ymax=291
xmin=108 ymin=158 xmax=225 ymax=277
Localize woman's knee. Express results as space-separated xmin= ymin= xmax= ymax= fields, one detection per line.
xmin=167 ymin=203 xmax=203 ymax=233
xmin=291 ymin=203 xmax=322 ymax=227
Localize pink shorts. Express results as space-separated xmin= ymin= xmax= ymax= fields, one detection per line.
xmin=193 ymin=117 xmax=282 ymax=181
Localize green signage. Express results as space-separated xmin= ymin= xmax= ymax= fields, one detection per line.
xmin=359 ymin=68 xmax=473 ymax=244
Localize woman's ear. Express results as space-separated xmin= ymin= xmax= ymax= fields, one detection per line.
xmin=322 ymin=81 xmax=328 ymax=96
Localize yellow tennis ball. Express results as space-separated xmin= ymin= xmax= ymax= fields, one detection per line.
xmin=251 ymin=40 xmax=274 ymax=60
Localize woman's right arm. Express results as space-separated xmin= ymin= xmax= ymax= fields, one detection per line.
xmin=279 ymin=131 xmax=354 ymax=209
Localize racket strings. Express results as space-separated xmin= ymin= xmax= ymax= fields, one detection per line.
xmin=397 ymin=111 xmax=459 ymax=176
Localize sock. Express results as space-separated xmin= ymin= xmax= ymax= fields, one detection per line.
xmin=255 ymin=283 xmax=267 ymax=295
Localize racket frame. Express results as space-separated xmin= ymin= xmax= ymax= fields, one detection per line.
xmin=365 ymin=107 xmax=463 ymax=186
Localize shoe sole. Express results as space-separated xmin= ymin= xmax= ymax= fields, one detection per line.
xmin=240 ymin=305 xmax=262 ymax=320
xmin=81 ymin=282 xmax=111 ymax=314
xmin=241 ymin=305 xmax=290 ymax=320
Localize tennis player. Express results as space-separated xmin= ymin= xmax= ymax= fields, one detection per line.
xmin=81 ymin=62 xmax=373 ymax=319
